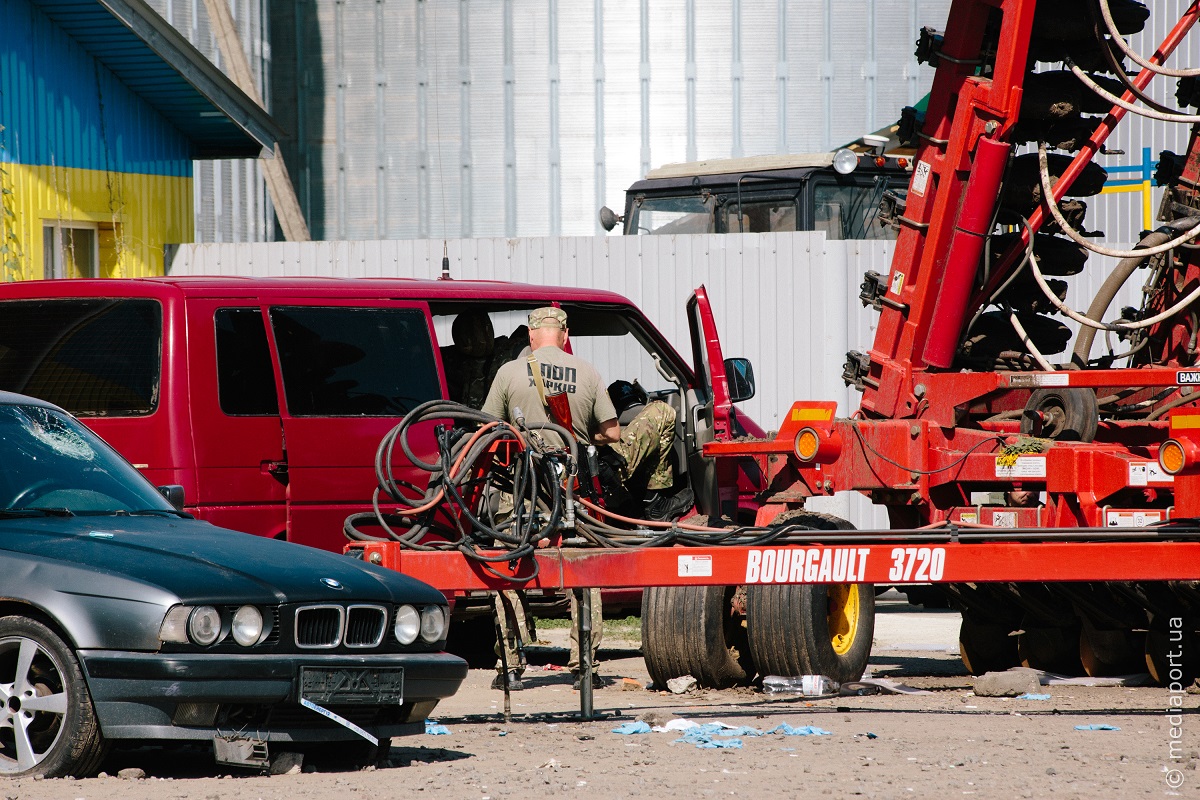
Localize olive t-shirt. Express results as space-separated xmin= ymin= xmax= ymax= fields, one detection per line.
xmin=482 ymin=345 xmax=617 ymax=445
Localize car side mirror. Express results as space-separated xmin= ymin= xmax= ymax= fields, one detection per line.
xmin=724 ymin=357 xmax=755 ymax=403
xmin=157 ymin=485 xmax=186 ymax=511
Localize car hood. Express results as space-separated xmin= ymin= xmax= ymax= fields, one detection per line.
xmin=0 ymin=516 xmax=446 ymax=606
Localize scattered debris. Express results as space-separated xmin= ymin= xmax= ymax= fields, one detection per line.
xmin=854 ymin=732 xmax=879 ymax=740
xmin=666 ymin=675 xmax=698 ymax=694
xmin=620 ymin=677 xmax=644 ymax=691
xmin=117 ymin=767 xmax=146 ymax=780
xmin=1016 ymin=693 xmax=1052 ymax=701
xmin=1074 ymin=724 xmax=1121 ymax=731
xmin=539 ymin=758 xmax=562 ymax=771
xmin=768 ymin=724 xmax=832 ymax=737
xmin=425 ymin=719 xmax=452 ymax=735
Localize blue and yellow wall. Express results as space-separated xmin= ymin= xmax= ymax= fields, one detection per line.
xmin=0 ymin=0 xmax=194 ymax=279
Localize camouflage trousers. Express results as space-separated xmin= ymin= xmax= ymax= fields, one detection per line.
xmin=493 ymin=590 xmax=536 ymax=674
xmin=610 ymin=400 xmax=677 ymax=491
xmin=567 ymin=588 xmax=604 ymax=675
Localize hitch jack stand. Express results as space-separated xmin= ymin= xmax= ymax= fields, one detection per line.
xmin=576 ymin=587 xmax=594 ymax=720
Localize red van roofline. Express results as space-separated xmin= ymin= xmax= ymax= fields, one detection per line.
xmin=0 ymin=277 xmax=636 ymax=308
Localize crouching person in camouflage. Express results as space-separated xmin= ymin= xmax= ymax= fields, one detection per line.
xmin=481 ymin=306 xmax=692 ymax=690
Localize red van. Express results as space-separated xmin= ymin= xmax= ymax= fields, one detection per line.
xmin=0 ymin=277 xmax=763 ymax=552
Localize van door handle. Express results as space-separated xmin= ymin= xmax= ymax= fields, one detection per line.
xmin=261 ymin=459 xmax=288 ymax=476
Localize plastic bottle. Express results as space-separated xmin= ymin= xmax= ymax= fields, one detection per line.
xmin=761 ymin=674 xmax=841 ymax=697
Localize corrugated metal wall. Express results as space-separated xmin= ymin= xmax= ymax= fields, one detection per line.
xmin=146 ymin=1 xmax=1192 ymax=247
xmin=268 ymin=0 xmax=955 ymax=242
xmin=147 ymin=0 xmax=274 ymax=243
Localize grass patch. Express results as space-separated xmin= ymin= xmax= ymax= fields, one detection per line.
xmin=537 ymin=615 xmax=641 ymax=637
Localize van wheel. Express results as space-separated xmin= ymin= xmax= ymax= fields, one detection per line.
xmin=642 ymin=585 xmax=753 ymax=689
xmin=0 ymin=617 xmax=107 ymax=777
xmin=745 ymin=512 xmax=875 ymax=683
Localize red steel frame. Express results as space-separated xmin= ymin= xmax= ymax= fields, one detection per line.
xmin=354 ymin=539 xmax=1200 ymax=593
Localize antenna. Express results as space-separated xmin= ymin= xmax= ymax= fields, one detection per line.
xmin=440 ymin=240 xmax=451 ymax=280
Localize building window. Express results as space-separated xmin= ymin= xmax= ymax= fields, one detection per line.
xmin=43 ymin=222 xmax=99 ymax=279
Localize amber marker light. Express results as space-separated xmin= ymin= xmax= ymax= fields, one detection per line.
xmin=795 ymin=427 xmax=821 ymax=461
xmin=1159 ymin=439 xmax=1189 ymax=475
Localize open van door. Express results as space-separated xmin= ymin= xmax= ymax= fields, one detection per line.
xmin=686 ymin=286 xmax=753 ymax=521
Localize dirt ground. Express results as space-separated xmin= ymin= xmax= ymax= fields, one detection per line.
xmin=9 ymin=593 xmax=1196 ymax=798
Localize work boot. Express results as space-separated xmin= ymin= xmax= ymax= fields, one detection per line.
xmin=645 ymin=487 xmax=695 ymax=521
xmin=491 ymin=670 xmax=524 ymax=690
xmin=572 ymin=673 xmax=606 ymax=691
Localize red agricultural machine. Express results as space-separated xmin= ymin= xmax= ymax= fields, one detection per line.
xmin=705 ymin=0 xmax=1200 ymax=681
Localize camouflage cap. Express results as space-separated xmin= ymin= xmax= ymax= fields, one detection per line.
xmin=528 ymin=306 xmax=568 ymax=329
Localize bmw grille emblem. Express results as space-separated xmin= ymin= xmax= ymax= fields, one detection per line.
xmin=320 ymin=578 xmax=344 ymax=590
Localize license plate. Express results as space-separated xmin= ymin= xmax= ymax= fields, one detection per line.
xmin=299 ymin=667 xmax=404 ymax=705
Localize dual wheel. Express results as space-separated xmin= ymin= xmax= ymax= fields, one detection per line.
xmin=642 ymin=513 xmax=876 ymax=688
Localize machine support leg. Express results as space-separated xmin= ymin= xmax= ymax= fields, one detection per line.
xmin=577 ymin=588 xmax=594 ymax=720
xmin=494 ymin=613 xmax=512 ymax=723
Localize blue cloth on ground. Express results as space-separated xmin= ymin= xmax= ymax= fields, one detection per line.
xmin=612 ymin=721 xmax=652 ymax=735
xmin=1074 ymin=724 xmax=1120 ymax=731
xmin=1016 ymin=693 xmax=1051 ymax=700
xmin=768 ymin=723 xmax=833 ymax=736
xmin=425 ymin=719 xmax=451 ymax=735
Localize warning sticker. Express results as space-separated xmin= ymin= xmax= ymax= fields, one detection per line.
xmin=959 ymin=512 xmax=979 ymax=525
xmin=911 ymin=161 xmax=932 ymax=196
xmin=995 ymin=456 xmax=1047 ymax=479
xmin=1129 ymin=461 xmax=1173 ymax=486
xmin=1008 ymin=373 xmax=1070 ymax=388
xmin=678 ymin=554 xmax=713 ymax=578
xmin=1105 ymin=510 xmax=1163 ymax=528
xmin=991 ymin=511 xmax=1018 ymax=528
xmin=890 ymin=271 xmax=905 ymax=295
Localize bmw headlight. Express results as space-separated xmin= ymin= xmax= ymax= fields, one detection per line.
xmin=231 ymin=605 xmax=264 ymax=646
xmin=394 ymin=604 xmax=420 ymax=645
xmin=420 ymin=605 xmax=447 ymax=643
xmin=188 ymin=606 xmax=222 ymax=646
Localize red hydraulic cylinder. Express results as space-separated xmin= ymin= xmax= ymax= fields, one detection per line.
xmin=922 ymin=136 xmax=1011 ymax=368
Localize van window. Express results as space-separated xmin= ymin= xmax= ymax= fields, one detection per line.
xmin=269 ymin=306 xmax=441 ymax=417
xmin=0 ymin=299 xmax=161 ymax=416
xmin=215 ymin=308 xmax=279 ymax=416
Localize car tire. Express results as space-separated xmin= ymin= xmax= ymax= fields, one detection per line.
xmin=0 ymin=616 xmax=107 ymax=777
xmin=745 ymin=512 xmax=875 ymax=684
xmin=641 ymin=585 xmax=753 ymax=689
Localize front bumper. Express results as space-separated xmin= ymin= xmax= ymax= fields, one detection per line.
xmin=79 ymin=650 xmax=468 ymax=742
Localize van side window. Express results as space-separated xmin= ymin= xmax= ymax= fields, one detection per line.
xmin=269 ymin=306 xmax=441 ymax=417
xmin=215 ymin=308 xmax=279 ymax=416
xmin=0 ymin=298 xmax=161 ymax=416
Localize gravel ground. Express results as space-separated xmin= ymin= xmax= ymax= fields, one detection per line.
xmin=10 ymin=593 xmax=1195 ymax=798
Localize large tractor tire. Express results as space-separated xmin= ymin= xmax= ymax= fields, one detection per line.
xmin=745 ymin=512 xmax=875 ymax=684
xmin=642 ymin=585 xmax=754 ymax=689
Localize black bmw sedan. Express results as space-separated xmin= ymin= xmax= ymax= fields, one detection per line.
xmin=0 ymin=392 xmax=466 ymax=777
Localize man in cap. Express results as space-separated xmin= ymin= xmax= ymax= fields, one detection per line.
xmin=482 ymin=306 xmax=688 ymax=688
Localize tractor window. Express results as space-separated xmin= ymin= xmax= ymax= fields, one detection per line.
xmin=813 ymin=178 xmax=900 ymax=241
xmin=631 ymin=197 xmax=715 ymax=235
xmin=719 ymin=199 xmax=798 ymax=233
